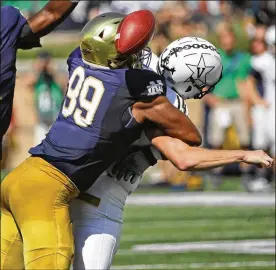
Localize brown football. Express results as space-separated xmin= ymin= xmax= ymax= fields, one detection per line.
xmin=115 ymin=10 xmax=155 ymax=55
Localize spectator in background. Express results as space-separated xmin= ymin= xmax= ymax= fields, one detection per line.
xmin=149 ymin=2 xmax=173 ymax=55
xmin=204 ymin=26 xmax=250 ymax=150
xmin=247 ymin=35 xmax=275 ymax=192
xmin=203 ymin=25 xmax=267 ymax=181
xmin=26 ymin=52 xmax=64 ymax=146
xmin=166 ymin=2 xmax=194 ymax=41
xmin=265 ymin=25 xmax=276 ymax=55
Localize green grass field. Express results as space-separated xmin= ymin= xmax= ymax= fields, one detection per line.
xmin=112 ymin=205 xmax=275 ymax=270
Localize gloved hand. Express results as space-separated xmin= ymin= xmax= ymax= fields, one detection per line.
xmin=107 ymin=147 xmax=157 ymax=184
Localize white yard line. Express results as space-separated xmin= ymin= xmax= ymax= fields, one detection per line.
xmin=120 ymin=230 xmax=275 ymax=242
xmin=126 ymin=192 xmax=275 ymax=206
xmin=112 ymin=261 xmax=275 ymax=270
xmin=123 ymin=217 xmax=272 ymax=229
xmin=132 ymin=239 xmax=276 ymax=255
xmin=117 ymin=239 xmax=275 ymax=256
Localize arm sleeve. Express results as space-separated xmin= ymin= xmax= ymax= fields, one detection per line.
xmin=18 ymin=23 xmax=42 ymax=50
xmin=125 ymin=69 xmax=167 ymax=100
xmin=1 ymin=6 xmax=28 ymax=47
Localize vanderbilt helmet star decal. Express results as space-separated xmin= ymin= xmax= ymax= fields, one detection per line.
xmin=185 ymin=54 xmax=215 ymax=86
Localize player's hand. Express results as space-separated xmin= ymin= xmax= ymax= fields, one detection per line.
xmin=257 ymin=99 xmax=270 ymax=108
xmin=243 ymin=150 xmax=274 ymax=168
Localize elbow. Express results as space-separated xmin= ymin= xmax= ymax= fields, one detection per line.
xmin=173 ymin=151 xmax=197 ymax=171
xmin=174 ymin=159 xmax=195 ymax=171
xmin=174 ymin=161 xmax=189 ymax=171
xmin=183 ymin=131 xmax=202 ymax=147
xmin=173 ymin=147 xmax=200 ymax=171
xmin=193 ymin=134 xmax=202 ymax=147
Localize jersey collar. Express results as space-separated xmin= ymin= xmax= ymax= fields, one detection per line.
xmin=82 ymin=59 xmax=110 ymax=70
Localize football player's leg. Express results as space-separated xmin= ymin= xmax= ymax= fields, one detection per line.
xmin=251 ymin=105 xmax=267 ymax=150
xmin=208 ymin=105 xmax=229 ymax=148
xmin=268 ymin=107 xmax=275 ymax=157
xmin=232 ymin=101 xmax=250 ymax=148
xmin=268 ymin=108 xmax=275 ymax=180
xmin=2 ymin=157 xmax=79 ymax=269
xmin=71 ymin=199 xmax=122 ymax=270
xmin=1 ymin=205 xmax=24 ymax=269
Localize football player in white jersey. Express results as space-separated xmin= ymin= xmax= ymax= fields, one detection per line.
xmin=265 ymin=25 xmax=275 ymax=56
xmin=70 ymin=37 xmax=274 ymax=270
xmin=248 ymin=30 xmax=275 ymax=192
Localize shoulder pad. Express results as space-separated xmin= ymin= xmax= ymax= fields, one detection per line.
xmin=67 ymin=47 xmax=82 ymax=66
xmin=1 ymin=6 xmax=23 ymax=21
xmin=126 ymin=69 xmax=166 ymax=99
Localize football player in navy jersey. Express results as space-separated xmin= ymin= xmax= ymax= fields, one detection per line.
xmin=0 ymin=0 xmax=79 ymax=169
xmin=1 ymin=11 xmax=203 ymax=269
xmin=70 ymin=39 xmax=275 ymax=270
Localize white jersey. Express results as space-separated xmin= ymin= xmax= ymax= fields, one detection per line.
xmin=251 ymin=51 xmax=275 ymax=108
xmin=251 ymin=51 xmax=275 ymax=156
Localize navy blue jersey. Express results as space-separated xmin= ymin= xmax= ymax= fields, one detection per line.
xmin=106 ymin=86 xmax=187 ymax=185
xmin=30 ymin=47 xmax=167 ymax=191
xmin=0 ymin=6 xmax=27 ymax=143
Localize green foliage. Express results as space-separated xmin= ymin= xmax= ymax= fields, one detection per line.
xmin=2 ymin=1 xmax=47 ymax=12
xmin=17 ymin=43 xmax=79 ymax=59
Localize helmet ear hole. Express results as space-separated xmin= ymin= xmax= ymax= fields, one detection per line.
xmin=80 ymin=12 xmax=126 ymax=67
xmin=185 ymin=86 xmax=192 ymax=92
xmin=99 ymin=30 xmax=104 ymax=38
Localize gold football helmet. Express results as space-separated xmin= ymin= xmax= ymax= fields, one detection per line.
xmin=80 ymin=12 xmax=137 ymax=69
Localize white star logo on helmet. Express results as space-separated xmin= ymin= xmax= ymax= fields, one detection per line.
xmin=185 ymin=54 xmax=215 ymax=86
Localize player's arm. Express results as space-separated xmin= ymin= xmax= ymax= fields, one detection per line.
xmin=18 ymin=0 xmax=78 ymax=48
xmin=133 ymin=96 xmax=202 ymax=146
xmin=27 ymin=0 xmax=78 ymax=37
xmin=242 ymin=75 xmax=269 ymax=107
xmin=150 ymin=135 xmax=274 ymax=170
xmin=127 ymin=69 xmax=202 ymax=146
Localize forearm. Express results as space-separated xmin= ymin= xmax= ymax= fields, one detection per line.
xmin=239 ymin=77 xmax=265 ymax=105
xmin=152 ymin=136 xmax=244 ymax=171
xmin=185 ymin=148 xmax=245 ymax=170
xmin=134 ymin=96 xmax=202 ymax=146
xmin=27 ymin=0 xmax=77 ymax=37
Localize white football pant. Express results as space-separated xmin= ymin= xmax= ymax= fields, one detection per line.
xmin=251 ymin=105 xmax=275 ymax=156
xmin=71 ymin=212 xmax=122 ymax=270
xmin=70 ymin=172 xmax=130 ymax=270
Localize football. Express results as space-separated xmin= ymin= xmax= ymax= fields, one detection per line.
xmin=115 ymin=10 xmax=155 ymax=55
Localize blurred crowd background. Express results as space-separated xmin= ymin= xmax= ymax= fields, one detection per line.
xmin=2 ymin=0 xmax=275 ymax=193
